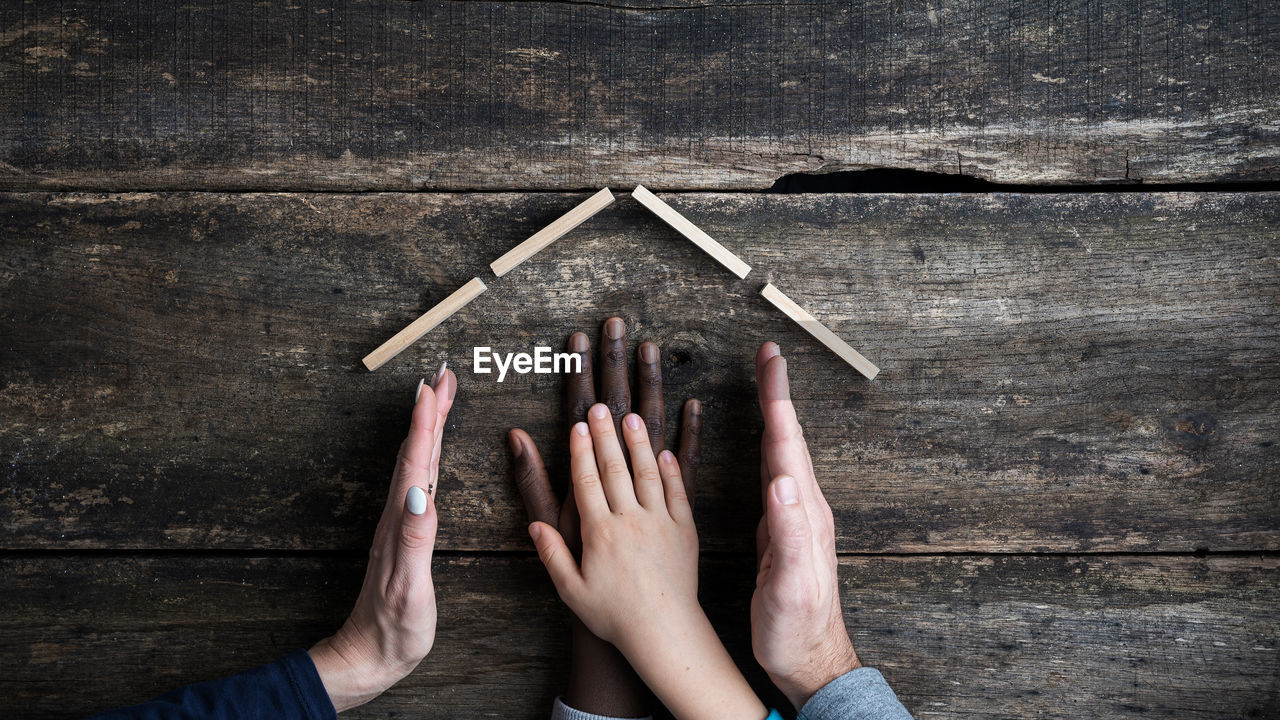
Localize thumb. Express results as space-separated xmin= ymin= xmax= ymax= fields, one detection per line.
xmin=528 ymin=521 xmax=584 ymax=604
xmin=765 ymin=475 xmax=814 ymax=578
xmin=398 ymin=485 xmax=438 ymax=564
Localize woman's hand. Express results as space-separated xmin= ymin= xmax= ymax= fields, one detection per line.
xmin=508 ymin=317 xmax=701 ymax=717
xmin=309 ymin=367 xmax=457 ymax=712
xmin=751 ymin=343 xmax=860 ymax=710
xmin=529 ymin=404 xmax=765 ymax=720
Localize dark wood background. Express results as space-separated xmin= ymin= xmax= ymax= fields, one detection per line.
xmin=1 ymin=2 xmax=1277 ymax=719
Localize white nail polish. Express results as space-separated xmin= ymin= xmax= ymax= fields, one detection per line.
xmin=432 ymin=360 xmax=448 ymax=389
xmin=415 ymin=378 xmax=425 ymax=404
xmin=407 ymin=486 xmax=427 ymax=516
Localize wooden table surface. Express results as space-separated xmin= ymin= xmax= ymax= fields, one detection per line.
xmin=2 ymin=2 xmax=1277 ymax=719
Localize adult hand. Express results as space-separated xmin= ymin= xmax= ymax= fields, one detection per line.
xmin=310 ymin=367 xmax=457 ymax=712
xmin=529 ymin=405 xmax=763 ymax=720
xmin=751 ymin=343 xmax=860 ymax=710
xmin=508 ymin=317 xmax=702 ymax=716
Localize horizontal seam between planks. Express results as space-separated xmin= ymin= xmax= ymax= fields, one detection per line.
xmin=0 ymin=548 xmax=1274 ymax=559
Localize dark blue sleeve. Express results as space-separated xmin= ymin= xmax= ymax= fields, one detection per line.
xmin=86 ymin=650 xmax=338 ymax=720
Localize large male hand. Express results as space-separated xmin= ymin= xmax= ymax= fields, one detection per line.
xmin=751 ymin=342 xmax=861 ymax=710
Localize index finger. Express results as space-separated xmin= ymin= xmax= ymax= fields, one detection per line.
xmin=392 ymin=382 xmax=438 ymax=504
xmin=755 ymin=345 xmax=817 ymax=491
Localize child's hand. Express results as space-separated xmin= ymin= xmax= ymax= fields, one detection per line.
xmin=529 ymin=402 xmax=767 ymax=720
xmin=508 ymin=319 xmax=703 ymax=718
xmin=533 ymin=403 xmax=699 ymax=646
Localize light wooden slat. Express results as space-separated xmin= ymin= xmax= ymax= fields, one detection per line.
xmin=362 ymin=278 xmax=487 ymax=371
xmin=632 ymin=185 xmax=752 ymax=278
xmin=761 ymin=282 xmax=878 ymax=380
xmin=490 ymin=189 xmax=615 ymax=277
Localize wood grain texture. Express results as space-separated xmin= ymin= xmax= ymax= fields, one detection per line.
xmin=2 ymin=192 xmax=1277 ymax=553
xmin=1 ymin=553 xmax=1275 ymax=719
xmin=0 ymin=0 xmax=1276 ymax=191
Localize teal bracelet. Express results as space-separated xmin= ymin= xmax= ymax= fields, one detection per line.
xmin=766 ymin=710 xmax=784 ymax=720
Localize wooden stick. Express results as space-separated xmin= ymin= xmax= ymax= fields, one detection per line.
xmin=760 ymin=282 xmax=879 ymax=380
xmin=362 ymin=277 xmax=487 ymax=371
xmin=490 ymin=188 xmax=616 ymax=277
xmin=632 ymin=184 xmax=752 ymax=279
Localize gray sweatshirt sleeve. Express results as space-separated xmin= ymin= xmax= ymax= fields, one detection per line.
xmin=797 ymin=668 xmax=913 ymax=720
xmin=550 ymin=697 xmax=652 ymax=720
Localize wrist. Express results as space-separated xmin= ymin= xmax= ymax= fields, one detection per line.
xmin=620 ymin=609 xmax=766 ymax=720
xmin=308 ymin=630 xmax=406 ymax=712
xmin=566 ymin=617 xmax=650 ymax=717
xmin=774 ymin=636 xmax=860 ymax=710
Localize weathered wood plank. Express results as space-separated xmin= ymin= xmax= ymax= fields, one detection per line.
xmin=1 ymin=554 xmax=1275 ymax=719
xmin=1 ymin=192 xmax=1277 ymax=552
xmin=1 ymin=1 xmax=1276 ymax=190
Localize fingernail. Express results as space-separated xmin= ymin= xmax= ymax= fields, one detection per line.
xmin=765 ymin=342 xmax=782 ymax=359
xmin=508 ymin=431 xmax=524 ymax=458
xmin=528 ymin=523 xmax=542 ymax=542
xmin=640 ymin=342 xmax=659 ymax=363
xmin=659 ymin=449 xmax=675 ymax=464
xmin=589 ymin=404 xmax=609 ymax=420
xmin=432 ymin=360 xmax=448 ymax=389
xmin=570 ymin=332 xmax=589 ymax=353
xmin=624 ymin=413 xmax=641 ymax=430
xmin=407 ymin=486 xmax=427 ymax=515
xmin=415 ymin=378 xmax=425 ymax=404
xmin=687 ymin=398 xmax=702 ymax=415
xmin=573 ymin=422 xmax=590 ymax=436
xmin=774 ymin=475 xmax=799 ymax=505
xmin=605 ymin=317 xmax=624 ymax=340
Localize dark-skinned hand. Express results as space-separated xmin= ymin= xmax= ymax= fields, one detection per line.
xmin=507 ymin=316 xmax=702 ymax=717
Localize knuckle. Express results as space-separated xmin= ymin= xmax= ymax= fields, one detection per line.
xmin=680 ymin=448 xmax=702 ymax=469
xmin=777 ymin=424 xmax=805 ymax=444
xmin=535 ymin=499 xmax=561 ymax=527
xmin=605 ymin=348 xmax=626 ymax=368
xmin=776 ymin=583 xmax=812 ymax=614
xmin=569 ymin=399 xmax=593 ymax=422
xmin=603 ymin=459 xmax=630 ymax=478
xmin=782 ymin=523 xmax=809 ymax=543
xmin=513 ymin=463 xmax=542 ymax=493
xmin=538 ymin=542 xmax=560 ymax=567
xmin=401 ymin=523 xmax=434 ymax=551
xmin=683 ymin=416 xmax=703 ymax=438
xmin=604 ymin=398 xmax=630 ymax=418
